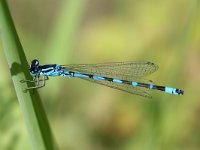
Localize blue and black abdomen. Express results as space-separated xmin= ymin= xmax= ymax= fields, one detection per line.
xmin=65 ymin=70 xmax=184 ymax=96
xmin=29 ymin=60 xmax=184 ymax=97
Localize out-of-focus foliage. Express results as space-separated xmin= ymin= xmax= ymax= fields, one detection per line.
xmin=0 ymin=0 xmax=199 ymax=149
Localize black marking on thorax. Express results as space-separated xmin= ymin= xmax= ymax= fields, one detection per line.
xmin=68 ymin=71 xmax=75 ymax=76
xmin=40 ymin=64 xmax=57 ymax=73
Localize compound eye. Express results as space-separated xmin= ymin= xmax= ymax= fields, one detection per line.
xmin=31 ymin=59 xmax=39 ymax=66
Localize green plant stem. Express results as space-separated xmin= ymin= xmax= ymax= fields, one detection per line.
xmin=0 ymin=0 xmax=57 ymax=149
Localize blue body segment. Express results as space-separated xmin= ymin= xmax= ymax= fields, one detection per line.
xmin=73 ymin=73 xmax=89 ymax=78
xmin=165 ymin=87 xmax=180 ymax=95
xmin=131 ymin=82 xmax=138 ymax=86
xmin=149 ymin=84 xmax=153 ymax=89
xmin=113 ymin=79 xmax=123 ymax=83
xmin=92 ymin=76 xmax=105 ymax=80
xmin=24 ymin=59 xmax=184 ymax=97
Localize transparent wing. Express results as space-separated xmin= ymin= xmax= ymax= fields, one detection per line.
xmin=62 ymin=61 xmax=158 ymax=81
xmin=80 ymin=77 xmax=152 ymax=98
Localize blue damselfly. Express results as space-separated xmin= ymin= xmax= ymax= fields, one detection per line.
xmin=21 ymin=59 xmax=184 ymax=97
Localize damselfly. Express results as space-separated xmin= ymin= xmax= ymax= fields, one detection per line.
xmin=21 ymin=59 xmax=184 ymax=97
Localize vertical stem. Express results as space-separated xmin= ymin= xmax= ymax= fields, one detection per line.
xmin=0 ymin=0 xmax=57 ymax=149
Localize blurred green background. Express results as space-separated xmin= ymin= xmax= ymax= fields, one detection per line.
xmin=0 ymin=0 xmax=200 ymax=149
